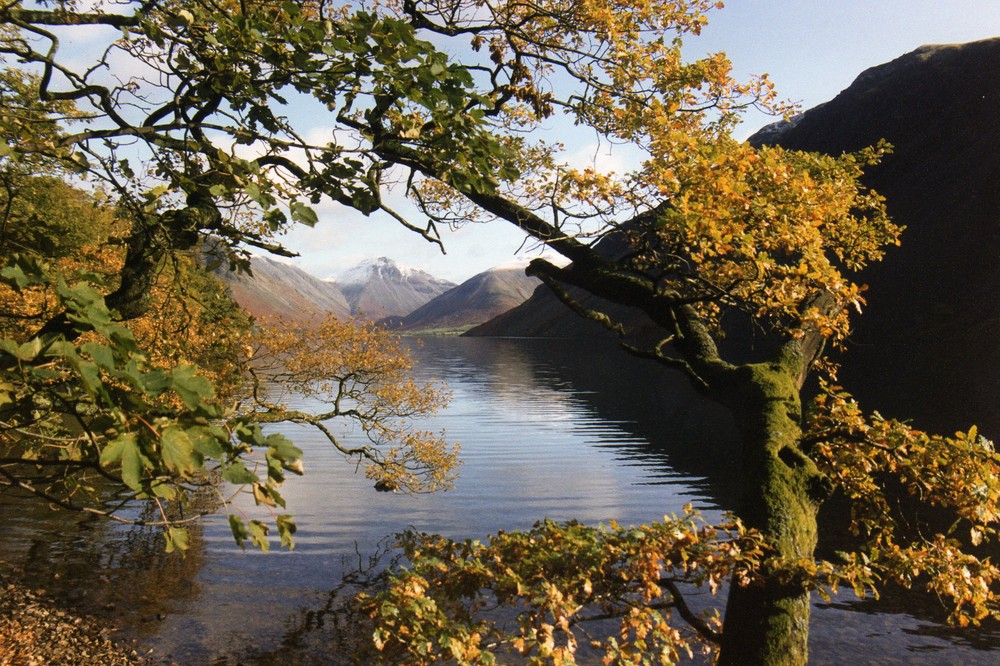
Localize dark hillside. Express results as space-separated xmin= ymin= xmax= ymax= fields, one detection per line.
xmin=382 ymin=266 xmax=540 ymax=332
xmin=750 ymin=39 xmax=1000 ymax=439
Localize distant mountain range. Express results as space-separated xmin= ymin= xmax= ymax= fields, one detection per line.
xmin=214 ymin=255 xmax=452 ymax=322
xmin=213 ymin=255 xmax=538 ymax=332
xmin=379 ymin=265 xmax=540 ymax=333
xmin=469 ymin=38 xmax=1000 ymax=439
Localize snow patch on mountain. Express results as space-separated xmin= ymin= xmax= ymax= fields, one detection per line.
xmin=333 ymin=257 xmax=432 ymax=285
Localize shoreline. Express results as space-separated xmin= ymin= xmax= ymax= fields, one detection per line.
xmin=0 ymin=570 xmax=147 ymax=666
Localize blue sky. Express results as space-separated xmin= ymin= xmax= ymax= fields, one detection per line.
xmin=274 ymin=2 xmax=1000 ymax=282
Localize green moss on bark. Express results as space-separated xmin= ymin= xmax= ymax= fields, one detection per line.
xmin=718 ymin=362 xmax=823 ymax=666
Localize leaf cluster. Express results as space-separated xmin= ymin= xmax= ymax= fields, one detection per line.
xmin=364 ymin=508 xmax=766 ymax=664
xmin=806 ymin=382 xmax=1000 ymax=627
xmin=239 ymin=315 xmax=458 ymax=494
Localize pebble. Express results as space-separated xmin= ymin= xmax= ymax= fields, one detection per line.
xmin=0 ymin=574 xmax=145 ymax=665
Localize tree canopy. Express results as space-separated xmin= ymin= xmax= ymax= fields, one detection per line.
xmin=0 ymin=1 xmax=997 ymax=664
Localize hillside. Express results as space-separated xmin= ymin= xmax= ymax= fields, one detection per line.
xmin=468 ymin=39 xmax=1000 ymax=438
xmin=381 ymin=266 xmax=541 ymax=333
xmin=751 ymin=39 xmax=1000 ymax=439
xmin=214 ymin=255 xmax=351 ymax=323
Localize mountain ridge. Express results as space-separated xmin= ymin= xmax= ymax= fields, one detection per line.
xmin=335 ymin=256 xmax=456 ymax=319
xmin=214 ymin=255 xmax=455 ymax=322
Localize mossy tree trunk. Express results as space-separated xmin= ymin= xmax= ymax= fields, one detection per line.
xmin=717 ymin=360 xmax=824 ymax=666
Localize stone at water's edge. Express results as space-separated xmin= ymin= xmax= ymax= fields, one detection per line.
xmin=0 ymin=570 xmax=144 ymax=665
xmin=470 ymin=38 xmax=1000 ymax=440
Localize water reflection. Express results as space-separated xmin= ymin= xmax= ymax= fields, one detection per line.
xmin=422 ymin=337 xmax=743 ymax=506
xmin=0 ymin=490 xmax=208 ymax=647
xmin=0 ymin=337 xmax=997 ymax=663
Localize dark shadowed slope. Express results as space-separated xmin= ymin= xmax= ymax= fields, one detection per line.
xmin=750 ymin=39 xmax=1000 ymax=439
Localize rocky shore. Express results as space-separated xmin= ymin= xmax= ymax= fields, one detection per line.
xmin=0 ymin=574 xmax=146 ymax=666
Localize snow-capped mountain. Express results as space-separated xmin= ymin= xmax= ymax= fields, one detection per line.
xmin=333 ymin=257 xmax=456 ymax=319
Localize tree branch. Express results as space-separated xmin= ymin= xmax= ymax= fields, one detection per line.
xmin=5 ymin=8 xmax=141 ymax=29
xmin=529 ymin=263 xmax=626 ymax=338
xmin=662 ymin=579 xmax=722 ymax=644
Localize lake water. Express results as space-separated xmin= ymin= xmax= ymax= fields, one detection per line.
xmin=1 ymin=337 xmax=997 ymax=664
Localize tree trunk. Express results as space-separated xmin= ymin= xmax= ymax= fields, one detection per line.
xmin=717 ymin=362 xmax=822 ymax=666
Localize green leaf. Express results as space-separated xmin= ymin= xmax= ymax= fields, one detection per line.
xmin=147 ymin=184 xmax=170 ymax=199
xmin=244 ymin=182 xmax=262 ymax=201
xmin=229 ymin=514 xmax=250 ymax=549
xmin=189 ymin=425 xmax=227 ymax=458
xmin=101 ymin=433 xmax=144 ymax=491
xmin=249 ymin=519 xmax=270 ymax=552
xmin=234 ymin=421 xmax=266 ymax=446
xmin=161 ymin=426 xmax=202 ymax=476
xmin=141 ymin=368 xmax=170 ymax=394
xmin=150 ymin=481 xmax=177 ymax=500
xmin=164 ymin=526 xmax=191 ymax=554
xmin=277 ymin=514 xmax=297 ymax=550
xmin=81 ymin=342 xmax=115 ymax=371
xmin=76 ymin=360 xmax=104 ymax=398
xmin=169 ymin=364 xmax=215 ymax=410
xmin=100 ymin=432 xmax=129 ymax=466
xmin=222 ymin=461 xmax=258 ymax=485
xmin=2 ymin=338 xmax=44 ymax=362
xmin=290 ymin=200 xmax=319 ymax=226
xmin=0 ymin=255 xmax=47 ymax=290
xmin=265 ymin=433 xmax=303 ymax=463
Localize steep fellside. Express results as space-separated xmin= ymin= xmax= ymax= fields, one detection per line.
xmin=214 ymin=255 xmax=351 ymax=323
xmin=381 ymin=266 xmax=541 ymax=332
xmin=750 ymin=39 xmax=1000 ymax=440
xmin=336 ymin=257 xmax=456 ymax=320
xmin=470 ymin=39 xmax=1000 ymax=438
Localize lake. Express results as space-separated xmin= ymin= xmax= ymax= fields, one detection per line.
xmin=1 ymin=337 xmax=997 ymax=664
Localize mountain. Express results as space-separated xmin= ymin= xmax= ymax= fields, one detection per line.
xmin=380 ymin=265 xmax=541 ymax=333
xmin=213 ymin=254 xmax=351 ymax=323
xmin=334 ymin=257 xmax=456 ymax=319
xmin=469 ymin=39 xmax=1000 ymax=438
xmin=749 ymin=39 xmax=1000 ymax=439
xmin=214 ymin=255 xmax=456 ymax=323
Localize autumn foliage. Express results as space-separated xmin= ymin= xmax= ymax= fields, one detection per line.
xmin=0 ymin=0 xmax=997 ymax=663
xmin=238 ymin=316 xmax=458 ymax=494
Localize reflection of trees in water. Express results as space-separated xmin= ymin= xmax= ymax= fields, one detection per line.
xmin=816 ymin=585 xmax=1000 ymax=654
xmin=418 ymin=337 xmax=743 ymax=509
xmin=410 ymin=338 xmax=1000 ymax=660
xmin=243 ymin=540 xmax=399 ymax=666
xmin=0 ymin=486 xmax=210 ymax=641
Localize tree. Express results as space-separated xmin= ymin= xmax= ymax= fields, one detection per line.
xmin=0 ymin=1 xmax=996 ymax=663
xmin=0 ymin=168 xmax=455 ymax=552
xmin=0 ymin=54 xmax=454 ymax=553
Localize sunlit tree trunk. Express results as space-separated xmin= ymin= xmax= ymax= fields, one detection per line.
xmin=717 ymin=361 xmax=822 ymax=666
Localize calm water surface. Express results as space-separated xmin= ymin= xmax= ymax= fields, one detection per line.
xmin=1 ymin=337 xmax=997 ymax=664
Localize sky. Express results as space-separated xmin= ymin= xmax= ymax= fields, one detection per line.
xmin=47 ymin=1 xmax=1000 ymax=284
xmin=277 ymin=0 xmax=1000 ymax=283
